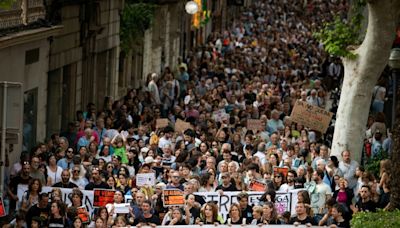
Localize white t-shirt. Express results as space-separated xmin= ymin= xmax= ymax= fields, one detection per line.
xmin=46 ymin=166 xmax=63 ymax=185
xmin=310 ymin=182 xmax=332 ymax=214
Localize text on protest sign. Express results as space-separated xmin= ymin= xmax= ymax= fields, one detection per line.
xmin=194 ymin=190 xmax=302 ymax=222
xmin=93 ymin=189 xmax=115 ymax=207
xmin=77 ymin=206 xmax=90 ymax=223
xmin=273 ymin=166 xmax=289 ymax=179
xmin=163 ymin=189 xmax=185 ymax=207
xmin=290 ymin=100 xmax=333 ymax=133
xmin=136 ymin=173 xmax=156 ymax=187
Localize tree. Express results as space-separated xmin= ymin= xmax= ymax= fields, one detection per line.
xmin=317 ymin=0 xmax=400 ymax=210
xmin=319 ymin=0 xmax=400 ymax=163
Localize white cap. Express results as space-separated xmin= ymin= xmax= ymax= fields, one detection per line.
xmin=144 ymin=156 xmax=154 ymax=164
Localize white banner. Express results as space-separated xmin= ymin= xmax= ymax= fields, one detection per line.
xmin=194 ymin=189 xmax=301 ymax=221
xmin=17 ymin=185 xmax=133 ymax=215
xmin=18 ymin=185 xmax=301 ymax=221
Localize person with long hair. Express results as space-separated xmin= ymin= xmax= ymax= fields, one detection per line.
xmin=226 ymin=203 xmax=244 ymax=225
xmin=46 ymin=154 xmax=63 ymax=186
xmin=262 ymin=201 xmax=281 ymax=224
xmin=163 ymin=207 xmax=188 ymax=225
xmin=20 ymin=178 xmax=42 ymax=211
xmin=196 ymin=202 xmax=220 ymax=225
xmin=69 ymin=188 xmax=84 ymax=208
xmin=198 ymin=172 xmax=216 ymax=192
xmin=48 ymin=200 xmax=66 ymax=227
xmin=72 ymin=216 xmax=85 ymax=228
xmin=379 ymin=159 xmax=391 ymax=208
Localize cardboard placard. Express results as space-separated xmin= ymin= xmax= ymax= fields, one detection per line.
xmin=136 ymin=173 xmax=156 ymax=187
xmin=156 ymin=118 xmax=169 ymax=129
xmin=247 ymin=119 xmax=264 ymax=132
xmin=163 ymin=189 xmax=185 ymax=207
xmin=77 ymin=206 xmax=89 ymax=223
xmin=93 ymin=189 xmax=115 ymax=207
xmin=273 ymin=166 xmax=289 ymax=179
xmin=290 ymin=100 xmax=333 ymax=133
xmin=0 ymin=197 xmax=5 ymax=217
xmin=175 ymin=119 xmax=192 ymax=133
xmin=249 ymin=180 xmax=267 ymax=191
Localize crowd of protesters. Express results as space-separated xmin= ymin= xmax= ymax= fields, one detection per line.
xmin=3 ymin=0 xmax=395 ymax=228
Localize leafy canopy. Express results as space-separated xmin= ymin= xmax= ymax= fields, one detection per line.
xmin=120 ymin=1 xmax=156 ymax=51
xmin=314 ymin=0 xmax=366 ymax=59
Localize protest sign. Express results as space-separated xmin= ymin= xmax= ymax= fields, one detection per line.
xmin=0 ymin=197 xmax=5 ymax=217
xmin=175 ymin=119 xmax=192 ymax=133
xmin=247 ymin=119 xmax=264 ymax=132
xmin=249 ymin=180 xmax=266 ymax=191
xmin=18 ymin=185 xmax=95 ymax=214
xmin=273 ymin=166 xmax=289 ymax=179
xmin=136 ymin=173 xmax=156 ymax=187
xmin=156 ymin=118 xmax=169 ymax=129
xmin=163 ymin=189 xmax=185 ymax=207
xmin=93 ymin=189 xmax=115 ymax=207
xmin=114 ymin=203 xmax=130 ymax=214
xmin=290 ymin=100 xmax=333 ymax=133
xmin=77 ymin=206 xmax=90 ymax=223
xmin=212 ymin=109 xmax=227 ymax=123
xmin=194 ymin=190 xmax=302 ymax=221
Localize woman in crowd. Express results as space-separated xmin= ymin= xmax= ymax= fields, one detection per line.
xmin=48 ymin=201 xmax=66 ymax=227
xmin=378 ymin=159 xmax=391 ymax=208
xmin=163 ymin=207 xmax=188 ymax=225
xmin=250 ymin=205 xmax=264 ymax=225
xmin=196 ymin=202 xmax=220 ymax=225
xmin=333 ymin=178 xmax=354 ymax=212
xmin=47 ymin=154 xmax=63 ymax=186
xmin=20 ymin=178 xmax=42 ymax=211
xmin=262 ymin=201 xmax=281 ymax=224
xmin=226 ymin=203 xmax=243 ymax=225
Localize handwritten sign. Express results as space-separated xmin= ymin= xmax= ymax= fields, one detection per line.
xmin=249 ymin=180 xmax=266 ymax=191
xmin=163 ymin=189 xmax=185 ymax=207
xmin=0 ymin=197 xmax=5 ymax=217
xmin=273 ymin=166 xmax=289 ymax=179
xmin=212 ymin=109 xmax=227 ymax=123
xmin=156 ymin=118 xmax=169 ymax=129
xmin=93 ymin=189 xmax=115 ymax=207
xmin=114 ymin=203 xmax=130 ymax=214
xmin=175 ymin=119 xmax=192 ymax=133
xmin=136 ymin=173 xmax=156 ymax=187
xmin=247 ymin=119 xmax=264 ymax=132
xmin=77 ymin=206 xmax=89 ymax=223
xmin=290 ymin=100 xmax=333 ymax=133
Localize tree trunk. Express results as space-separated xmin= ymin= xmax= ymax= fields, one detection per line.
xmin=331 ymin=0 xmax=400 ymax=162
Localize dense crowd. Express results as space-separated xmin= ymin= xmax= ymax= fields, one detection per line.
xmin=3 ymin=0 xmax=394 ymax=228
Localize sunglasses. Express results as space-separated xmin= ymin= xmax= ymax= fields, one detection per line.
xmin=73 ymin=170 xmax=80 ymax=173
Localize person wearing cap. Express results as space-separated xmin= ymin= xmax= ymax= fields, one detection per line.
xmin=216 ymin=172 xmax=237 ymax=192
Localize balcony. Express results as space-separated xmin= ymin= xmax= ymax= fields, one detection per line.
xmin=0 ymin=0 xmax=45 ymax=30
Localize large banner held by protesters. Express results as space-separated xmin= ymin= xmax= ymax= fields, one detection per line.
xmin=290 ymin=100 xmax=333 ymax=133
xmin=195 ymin=190 xmax=301 ymax=221
xmin=18 ymin=185 xmax=301 ymax=221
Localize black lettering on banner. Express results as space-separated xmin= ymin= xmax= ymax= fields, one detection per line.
xmin=84 ymin=195 xmax=93 ymax=211
xmin=219 ymin=194 xmax=230 ymax=212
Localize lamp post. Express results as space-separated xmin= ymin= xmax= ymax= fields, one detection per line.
xmin=388 ymin=48 xmax=400 ymax=129
xmin=185 ymin=1 xmax=199 ymax=15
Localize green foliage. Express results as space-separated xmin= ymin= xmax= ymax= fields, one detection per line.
xmin=120 ymin=2 xmax=156 ymax=52
xmin=351 ymin=209 xmax=400 ymax=228
xmin=314 ymin=0 xmax=366 ymax=58
xmin=365 ymin=147 xmax=388 ymax=178
xmin=0 ymin=0 xmax=17 ymax=9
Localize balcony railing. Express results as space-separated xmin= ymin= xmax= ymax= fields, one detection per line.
xmin=0 ymin=0 xmax=45 ymax=30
